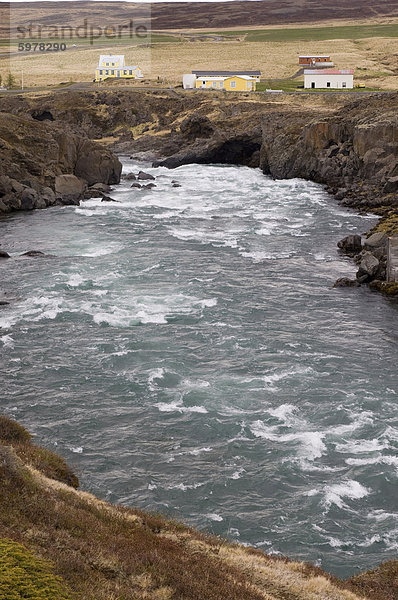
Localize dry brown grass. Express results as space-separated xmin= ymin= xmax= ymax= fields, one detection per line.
xmin=1 ymin=33 xmax=398 ymax=89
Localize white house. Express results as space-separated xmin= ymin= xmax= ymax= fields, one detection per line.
xmin=304 ymin=69 xmax=354 ymax=89
xmin=183 ymin=74 xmax=197 ymax=89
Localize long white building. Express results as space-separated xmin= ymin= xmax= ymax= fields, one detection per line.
xmin=304 ymin=69 xmax=354 ymax=89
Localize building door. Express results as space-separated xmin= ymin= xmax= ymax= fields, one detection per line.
xmin=311 ymin=82 xmax=315 ymax=89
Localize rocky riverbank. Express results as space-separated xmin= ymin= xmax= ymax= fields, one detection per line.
xmin=0 ymin=90 xmax=397 ymax=292
xmin=0 ymin=110 xmax=121 ymax=213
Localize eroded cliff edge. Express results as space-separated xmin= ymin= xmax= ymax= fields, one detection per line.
xmin=0 ymin=414 xmax=397 ymax=600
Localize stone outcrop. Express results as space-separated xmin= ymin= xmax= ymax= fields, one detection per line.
xmin=0 ymin=111 xmax=121 ymax=214
xmin=337 ymin=234 xmax=363 ymax=256
xmin=259 ymin=94 xmax=398 ymax=211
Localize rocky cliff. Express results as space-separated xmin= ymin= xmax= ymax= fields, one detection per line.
xmin=259 ymin=94 xmax=398 ymax=212
xmin=0 ymin=109 xmax=121 ymax=213
xmin=0 ymin=415 xmax=397 ymax=600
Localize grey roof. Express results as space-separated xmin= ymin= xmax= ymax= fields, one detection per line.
xmin=192 ymin=70 xmax=261 ymax=77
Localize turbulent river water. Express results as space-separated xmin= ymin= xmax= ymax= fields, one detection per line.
xmin=1 ymin=160 xmax=398 ymax=578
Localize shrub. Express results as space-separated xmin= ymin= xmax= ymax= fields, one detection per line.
xmin=0 ymin=417 xmax=31 ymax=443
xmin=0 ymin=538 xmax=71 ymax=600
xmin=0 ymin=416 xmax=79 ymax=488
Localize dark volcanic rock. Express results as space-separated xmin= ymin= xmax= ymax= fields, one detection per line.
xmin=55 ymin=175 xmax=86 ymax=203
xmin=384 ymin=176 xmax=398 ymax=193
xmin=357 ymin=251 xmax=380 ymax=282
xmin=259 ymin=95 xmax=398 ymax=211
xmin=0 ymin=111 xmax=122 ymax=214
xmin=333 ymin=277 xmax=360 ymax=288
xmin=101 ymin=196 xmax=119 ymax=202
xmin=20 ymin=251 xmax=47 ymax=257
xmin=74 ymin=140 xmax=122 ymax=186
xmin=0 ymin=250 xmax=11 ymax=259
xmin=364 ymin=232 xmax=388 ymax=251
xmin=337 ymin=234 xmax=362 ymax=255
xmin=180 ymin=114 xmax=214 ymax=139
xmin=90 ymin=183 xmax=111 ymax=193
xmin=137 ymin=171 xmax=155 ymax=181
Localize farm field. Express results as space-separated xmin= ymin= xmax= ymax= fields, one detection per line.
xmin=210 ymin=23 xmax=398 ymax=42
xmin=1 ymin=19 xmax=398 ymax=90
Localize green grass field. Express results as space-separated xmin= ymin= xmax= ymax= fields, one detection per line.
xmin=212 ymin=23 xmax=398 ymax=42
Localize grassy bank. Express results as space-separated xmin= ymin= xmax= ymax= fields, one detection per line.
xmin=1 ymin=415 xmax=397 ymax=600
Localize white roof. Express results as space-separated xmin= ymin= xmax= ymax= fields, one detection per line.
xmin=304 ymin=69 xmax=354 ymax=75
xmin=99 ymin=65 xmax=141 ymax=70
xmin=197 ymin=75 xmax=256 ymax=81
xmin=99 ymin=55 xmax=124 ymax=61
xmin=299 ymin=55 xmax=330 ymax=58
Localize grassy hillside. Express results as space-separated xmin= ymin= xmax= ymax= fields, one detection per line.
xmin=2 ymin=1 xmax=398 ymax=34
xmin=0 ymin=415 xmax=397 ymax=600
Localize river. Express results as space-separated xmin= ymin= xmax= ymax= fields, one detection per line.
xmin=1 ymin=160 xmax=397 ymax=578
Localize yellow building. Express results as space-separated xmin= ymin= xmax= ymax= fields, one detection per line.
xmin=95 ymin=55 xmax=143 ymax=82
xmin=195 ymin=75 xmax=257 ymax=91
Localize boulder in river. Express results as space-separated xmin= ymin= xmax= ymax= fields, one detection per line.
xmin=20 ymin=251 xmax=47 ymax=257
xmin=333 ymin=277 xmax=360 ymax=288
xmin=55 ymin=175 xmax=87 ymax=204
xmin=337 ymin=234 xmax=362 ymax=255
xmin=131 ymin=183 xmax=142 ymax=189
xmin=0 ymin=250 xmax=11 ymax=259
xmin=101 ymin=196 xmax=119 ymax=203
xmin=142 ymin=183 xmax=156 ymax=190
xmin=20 ymin=187 xmax=39 ymax=211
xmin=137 ymin=171 xmax=155 ymax=181
xmin=356 ymin=251 xmax=380 ymax=282
xmin=90 ymin=183 xmax=111 ymax=194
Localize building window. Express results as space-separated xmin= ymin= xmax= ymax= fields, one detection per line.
xmin=99 ymin=70 xmax=103 ymax=75
xmin=212 ymin=82 xmax=217 ymax=88
xmin=342 ymin=82 xmax=347 ymax=88
xmin=230 ymin=81 xmax=236 ymax=88
xmin=129 ymin=70 xmax=133 ymax=75
xmin=219 ymin=82 xmax=224 ymax=88
xmin=105 ymin=70 xmax=109 ymax=75
xmin=327 ymin=82 xmax=331 ymax=87
xmin=111 ymin=70 xmax=114 ymax=75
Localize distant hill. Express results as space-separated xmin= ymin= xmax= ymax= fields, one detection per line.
xmin=1 ymin=0 xmax=398 ymax=37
